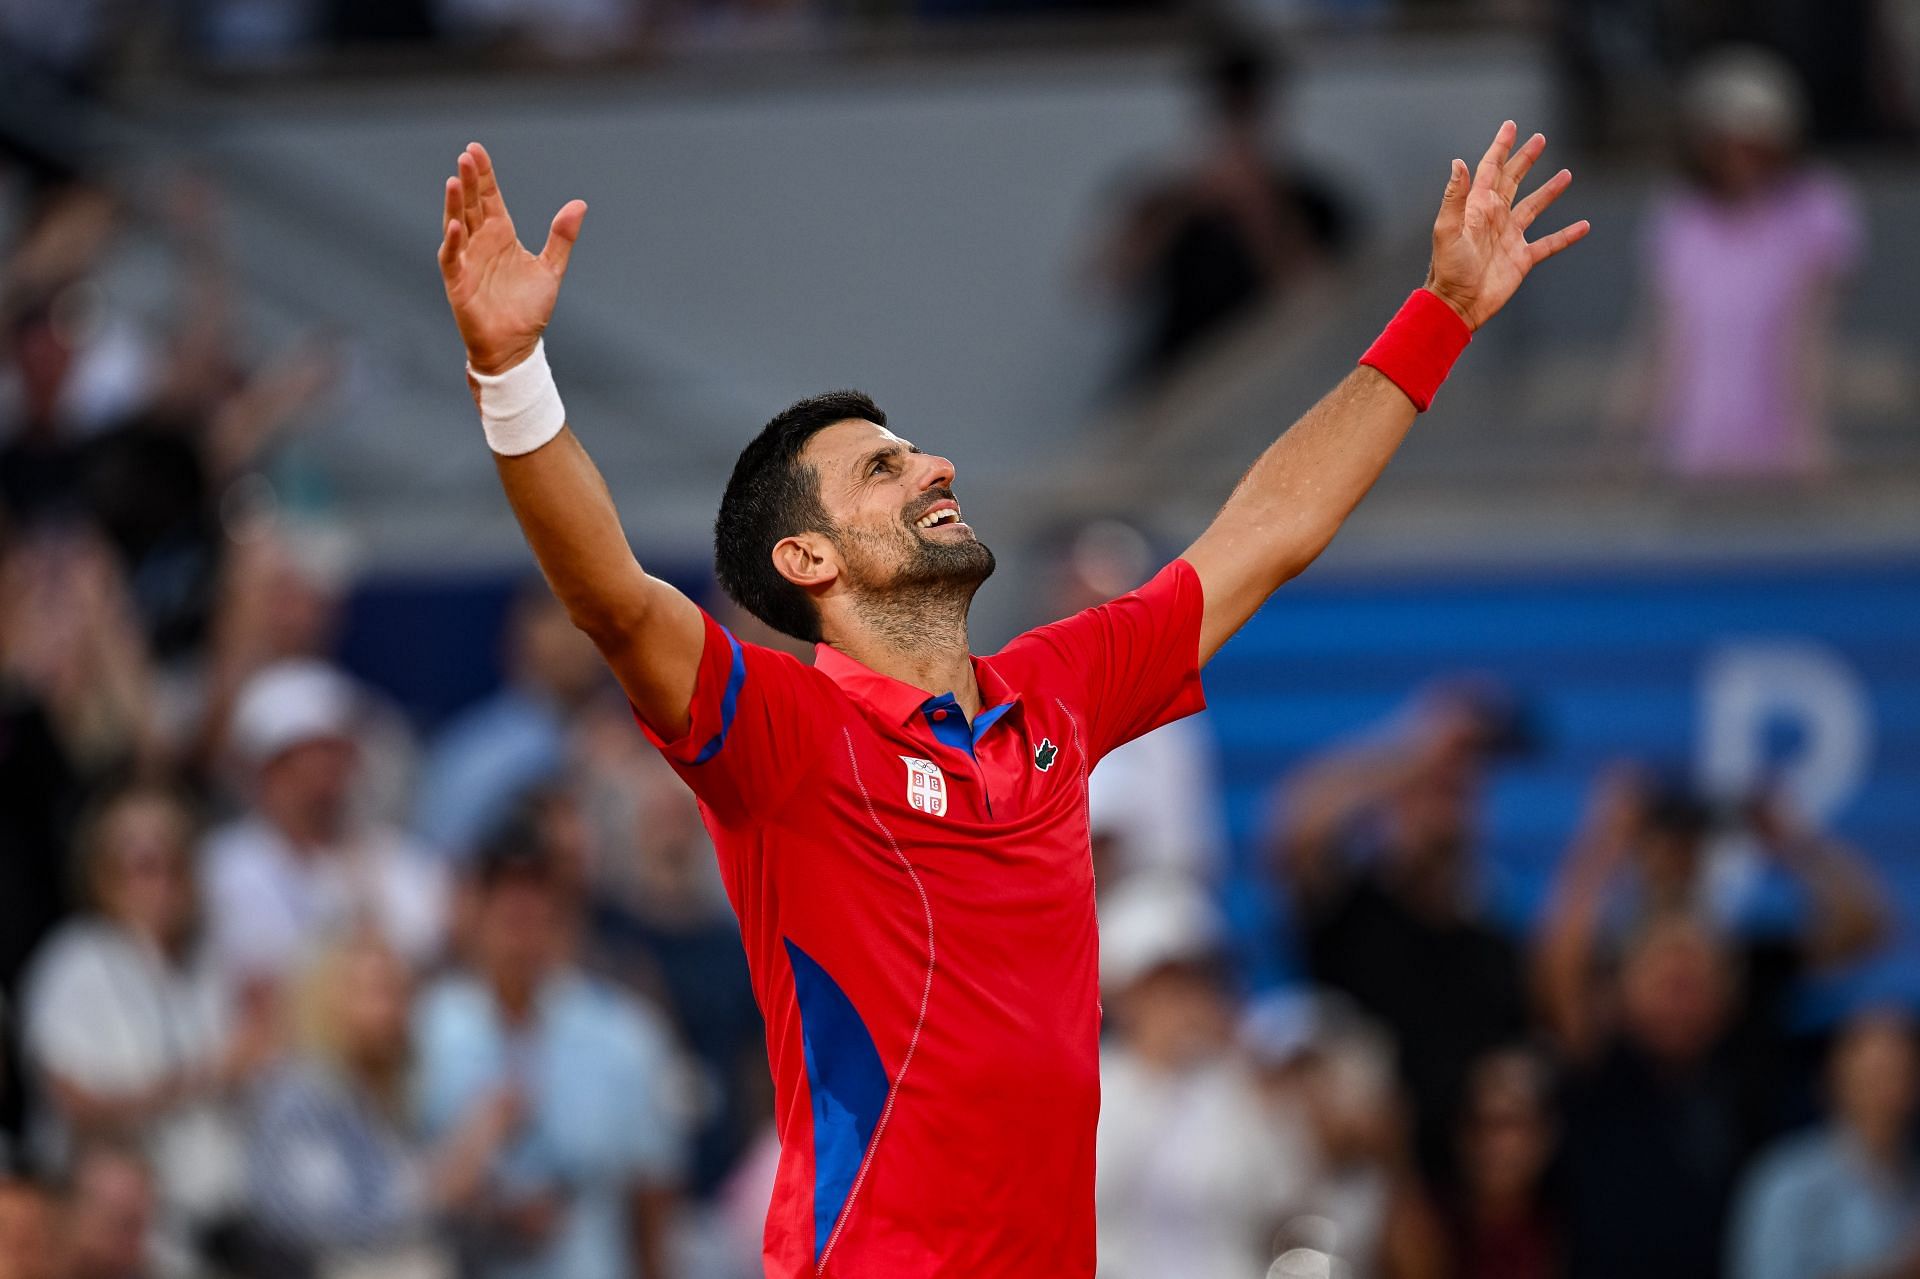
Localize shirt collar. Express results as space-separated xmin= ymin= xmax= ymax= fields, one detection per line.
xmin=813 ymin=643 xmax=1021 ymax=728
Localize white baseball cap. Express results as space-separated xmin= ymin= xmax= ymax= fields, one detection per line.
xmin=1684 ymin=46 xmax=1807 ymax=146
xmin=231 ymin=659 xmax=359 ymax=766
xmin=1099 ymin=874 xmax=1227 ymax=991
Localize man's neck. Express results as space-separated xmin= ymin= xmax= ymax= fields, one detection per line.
xmin=827 ymin=598 xmax=982 ymax=717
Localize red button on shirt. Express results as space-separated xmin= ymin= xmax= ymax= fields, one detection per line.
xmin=635 ymin=560 xmax=1207 ymax=1278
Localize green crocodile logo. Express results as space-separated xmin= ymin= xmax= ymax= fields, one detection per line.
xmin=1034 ymin=739 xmax=1058 ymax=772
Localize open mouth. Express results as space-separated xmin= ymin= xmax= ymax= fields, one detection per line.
xmin=914 ymin=504 xmax=964 ymax=531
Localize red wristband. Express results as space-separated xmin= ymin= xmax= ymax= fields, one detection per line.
xmin=1359 ymin=289 xmax=1473 ymax=412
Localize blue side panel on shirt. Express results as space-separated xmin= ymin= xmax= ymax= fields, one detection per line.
xmin=784 ymin=938 xmax=889 ymax=1260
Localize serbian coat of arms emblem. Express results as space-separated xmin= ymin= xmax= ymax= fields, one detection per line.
xmin=900 ymin=756 xmax=948 ymax=817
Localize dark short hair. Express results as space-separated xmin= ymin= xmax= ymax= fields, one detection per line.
xmin=1643 ymin=775 xmax=1714 ymax=839
xmin=1202 ymin=32 xmax=1283 ymax=125
xmin=714 ymin=390 xmax=885 ymax=643
xmin=472 ymin=797 xmax=559 ymax=892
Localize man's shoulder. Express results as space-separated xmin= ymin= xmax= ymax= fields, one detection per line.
xmin=30 ymin=918 xmax=127 ymax=973
xmin=548 ymin=971 xmax=677 ymax=1067
xmin=22 ymin=920 xmax=132 ymax=1019
xmin=737 ymin=631 xmax=834 ymax=686
xmin=1743 ymin=1127 xmax=1849 ymax=1200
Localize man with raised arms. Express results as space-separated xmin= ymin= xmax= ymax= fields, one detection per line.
xmin=435 ymin=121 xmax=1585 ymax=1278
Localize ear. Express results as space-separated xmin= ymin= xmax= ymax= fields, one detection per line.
xmin=770 ymin=532 xmax=838 ymax=592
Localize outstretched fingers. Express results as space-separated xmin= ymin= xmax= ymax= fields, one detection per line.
xmin=1528 ymin=218 xmax=1591 ymax=265
xmin=1513 ymin=168 xmax=1572 ymax=231
xmin=1435 ymin=157 xmax=1470 ymax=234
xmin=538 ymin=200 xmax=588 ymax=276
xmin=1472 ymin=120 xmax=1517 ymax=197
xmin=466 ymin=141 xmax=509 ymax=221
xmin=1500 ymin=132 xmax=1546 ymax=201
xmin=438 ymin=179 xmax=466 ymax=279
xmin=457 ymin=151 xmax=484 ymax=237
xmin=442 ymin=176 xmax=463 ymax=240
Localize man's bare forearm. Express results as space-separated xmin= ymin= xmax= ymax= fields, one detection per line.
xmin=1178 ymin=122 xmax=1587 ymax=666
xmin=494 ymin=427 xmax=648 ymax=633
xmin=435 ymin=143 xmax=705 ymax=732
xmin=493 ymin=427 xmax=703 ymax=733
xmin=1183 ymin=366 xmax=1417 ymax=660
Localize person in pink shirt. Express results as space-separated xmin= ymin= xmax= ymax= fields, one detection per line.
xmin=1635 ymin=46 xmax=1864 ymax=481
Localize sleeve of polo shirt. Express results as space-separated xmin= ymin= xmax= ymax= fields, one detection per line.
xmin=1001 ymin=558 xmax=1207 ymax=764
xmin=630 ymin=607 xmax=815 ymax=824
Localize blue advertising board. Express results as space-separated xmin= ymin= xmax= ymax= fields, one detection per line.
xmin=1206 ymin=555 xmax=1920 ymax=1015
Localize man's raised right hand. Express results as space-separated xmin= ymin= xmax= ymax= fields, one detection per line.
xmin=438 ymin=141 xmax=586 ymax=376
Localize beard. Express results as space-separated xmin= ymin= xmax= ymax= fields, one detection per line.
xmin=833 ymin=509 xmax=996 ymax=648
xmin=836 ymin=502 xmax=996 ymax=594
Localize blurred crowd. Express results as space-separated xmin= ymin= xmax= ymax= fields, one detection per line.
xmin=0 ymin=0 xmax=1903 ymax=114
xmin=0 ymin=13 xmax=1914 ymax=1279
xmin=1 ymin=332 xmax=1911 ymax=1279
xmin=0 ymin=0 xmax=1186 ymax=78
xmin=1096 ymin=33 xmax=1879 ymax=486
xmin=1065 ymin=509 xmax=1914 ymax=1278
xmin=0 ymin=147 xmax=745 ymax=1277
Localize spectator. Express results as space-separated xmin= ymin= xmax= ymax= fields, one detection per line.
xmin=1536 ymin=766 xmax=1889 ymax=1063
xmin=20 ymin=784 xmax=267 ymax=1264
xmin=1620 ymin=46 xmax=1864 ymax=481
xmin=0 ymin=296 xmax=90 ymax=526
xmin=1240 ymin=991 xmax=1446 ymax=1279
xmin=1729 ymin=1007 xmax=1920 ymax=1279
xmin=194 ymin=524 xmax=418 ymax=823
xmin=1442 ymin=1047 xmax=1562 ymax=1279
xmin=1046 ymin=522 xmax=1227 ymax=887
xmin=578 ymin=754 xmax=764 ymax=1201
xmin=1095 ymin=876 xmax=1306 ymax=1279
xmin=0 ymin=1175 xmax=58 ymax=1279
xmin=1555 ymin=918 xmax=1753 ymax=1279
xmin=566 ymin=686 xmax=770 ymax=1211
xmin=1534 ymin=758 xmax=1899 ymax=1277
xmin=0 ymin=527 xmax=157 ymax=781
xmin=200 ymin=659 xmax=448 ymax=985
xmin=414 ymin=583 xmax=609 ymax=859
xmin=414 ymin=829 xmax=687 ymax=1279
xmin=1269 ymin=680 xmax=1533 ymax=1187
xmin=246 ymin=934 xmax=513 ymax=1278
xmin=1095 ymin=32 xmax=1356 ymax=387
xmin=56 ymin=1142 xmax=158 ymax=1279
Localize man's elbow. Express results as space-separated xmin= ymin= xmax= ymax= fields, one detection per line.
xmin=561 ymin=585 xmax=657 ymax=652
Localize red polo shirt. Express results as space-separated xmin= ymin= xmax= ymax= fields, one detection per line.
xmin=636 ymin=559 xmax=1207 ymax=1277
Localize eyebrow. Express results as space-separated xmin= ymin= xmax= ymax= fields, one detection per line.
xmin=856 ymin=442 xmax=920 ymax=475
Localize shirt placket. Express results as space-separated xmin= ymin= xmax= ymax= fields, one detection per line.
xmin=918 ymin=694 xmax=1022 ymax=819
xmin=919 ymin=695 xmax=988 ymax=818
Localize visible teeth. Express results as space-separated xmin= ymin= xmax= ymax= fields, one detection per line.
xmin=916 ymin=508 xmax=961 ymax=529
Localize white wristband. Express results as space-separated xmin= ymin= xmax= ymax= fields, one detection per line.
xmin=468 ymin=340 xmax=566 ymax=456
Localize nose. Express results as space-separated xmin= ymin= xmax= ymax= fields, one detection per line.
xmin=919 ymin=452 xmax=956 ymax=492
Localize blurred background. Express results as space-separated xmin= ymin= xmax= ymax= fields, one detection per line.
xmin=1 ymin=0 xmax=1918 ymax=1276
